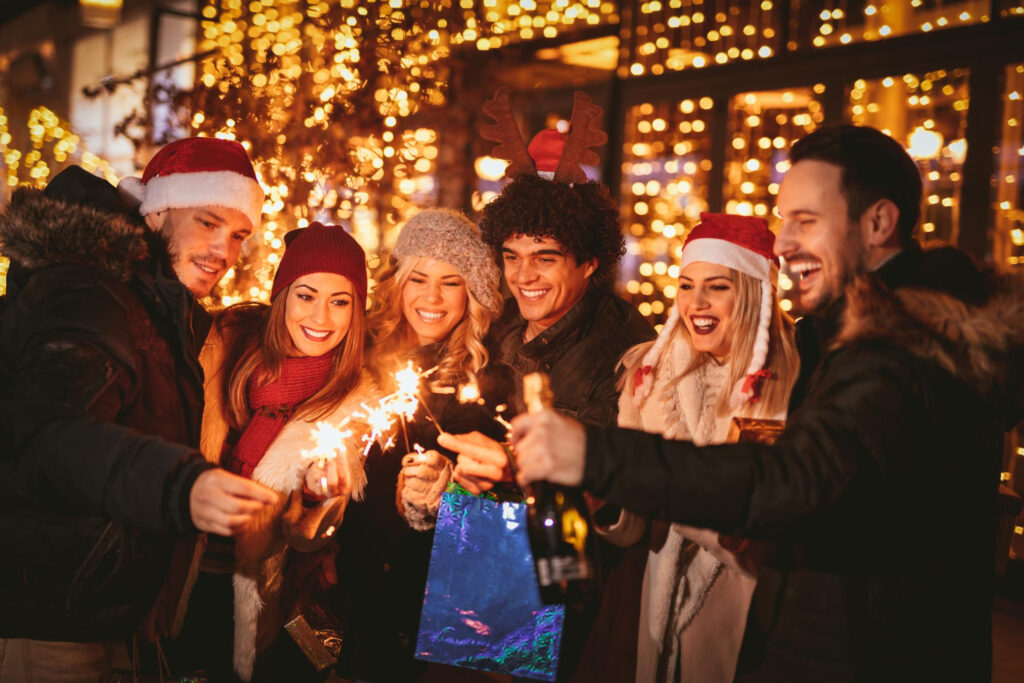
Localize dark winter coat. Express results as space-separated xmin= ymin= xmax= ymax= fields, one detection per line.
xmin=0 ymin=167 xmax=214 ymax=641
xmin=333 ymin=343 xmax=509 ymax=681
xmin=489 ymin=285 xmax=656 ymax=425
xmin=579 ymin=251 xmax=1022 ymax=681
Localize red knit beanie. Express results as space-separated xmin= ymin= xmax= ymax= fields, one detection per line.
xmin=271 ymin=222 xmax=367 ymax=304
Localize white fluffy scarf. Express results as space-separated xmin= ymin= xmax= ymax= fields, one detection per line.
xmin=618 ymin=331 xmax=781 ymax=682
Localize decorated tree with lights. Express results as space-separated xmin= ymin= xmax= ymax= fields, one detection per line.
xmin=183 ymin=0 xmax=617 ymax=306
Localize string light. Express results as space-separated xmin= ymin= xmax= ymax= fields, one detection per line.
xmin=0 ymin=105 xmax=118 ymax=296
xmin=191 ymin=0 xmax=619 ymax=306
xmin=849 ymin=69 xmax=970 ymax=248
xmin=995 ymin=63 xmax=1024 ymax=270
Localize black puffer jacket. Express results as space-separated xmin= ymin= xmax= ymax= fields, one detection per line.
xmin=0 ymin=167 xmax=215 ymax=641
xmin=333 ymin=344 xmax=510 ymax=681
xmin=489 ymin=286 xmax=655 ymax=426
xmin=580 ymin=252 xmax=1022 ymax=681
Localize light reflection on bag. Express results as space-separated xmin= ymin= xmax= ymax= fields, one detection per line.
xmin=415 ymin=491 xmax=564 ymax=681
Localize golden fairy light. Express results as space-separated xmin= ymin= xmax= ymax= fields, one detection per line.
xmin=995 ymin=63 xmax=1024 ymax=271
xmin=849 ymin=69 xmax=970 ymax=245
xmin=190 ymin=0 xmax=618 ymax=307
xmin=0 ymin=105 xmax=117 ymax=190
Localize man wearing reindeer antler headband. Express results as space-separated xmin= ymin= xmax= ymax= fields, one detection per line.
xmin=446 ymin=87 xmax=655 ymax=679
xmin=451 ymin=87 xmax=653 ymax=492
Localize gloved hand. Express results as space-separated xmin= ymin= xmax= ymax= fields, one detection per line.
xmin=397 ymin=448 xmax=454 ymax=531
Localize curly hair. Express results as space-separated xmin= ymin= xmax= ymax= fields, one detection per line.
xmin=479 ymin=174 xmax=625 ymax=284
xmin=366 ymin=255 xmax=496 ymax=392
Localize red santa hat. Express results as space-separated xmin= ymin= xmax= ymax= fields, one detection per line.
xmin=634 ymin=213 xmax=779 ymax=408
xmin=527 ymin=129 xmax=566 ymax=180
xmin=118 ymin=137 xmax=264 ymax=231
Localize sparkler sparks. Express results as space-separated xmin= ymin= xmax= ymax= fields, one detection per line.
xmin=302 ymin=419 xmax=354 ymax=494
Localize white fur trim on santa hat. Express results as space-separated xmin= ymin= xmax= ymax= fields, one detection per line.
xmin=680 ymin=237 xmax=771 ymax=282
xmin=119 ymin=170 xmax=264 ymax=231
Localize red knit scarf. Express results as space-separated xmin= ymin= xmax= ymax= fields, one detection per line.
xmin=226 ymin=352 xmax=334 ymax=480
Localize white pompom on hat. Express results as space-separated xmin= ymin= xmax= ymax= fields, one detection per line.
xmin=633 ymin=212 xmax=778 ymax=408
xmin=118 ymin=137 xmax=264 ymax=231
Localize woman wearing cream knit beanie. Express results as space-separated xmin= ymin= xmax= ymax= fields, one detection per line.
xmin=331 ymin=208 xmax=509 ymax=682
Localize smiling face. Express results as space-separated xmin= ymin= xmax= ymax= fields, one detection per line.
xmin=676 ymin=262 xmax=737 ymax=360
xmin=501 ymin=234 xmax=597 ymax=341
xmin=151 ymin=206 xmax=252 ymax=298
xmin=284 ymin=272 xmax=355 ymax=357
xmin=775 ymin=159 xmax=868 ymax=316
xmin=400 ymin=257 xmax=469 ymax=345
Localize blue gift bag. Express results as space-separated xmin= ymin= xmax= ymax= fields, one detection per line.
xmin=415 ymin=491 xmax=565 ymax=681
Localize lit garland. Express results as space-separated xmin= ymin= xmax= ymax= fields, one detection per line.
xmin=0 ymin=106 xmax=118 ymax=190
xmin=0 ymin=105 xmax=119 ymax=296
xmin=619 ymin=1 xmax=1021 ymax=77
xmin=188 ymin=0 xmax=618 ymax=307
xmin=620 ymin=97 xmax=714 ymax=325
xmin=996 ymin=63 xmax=1024 ymax=270
xmin=848 ymin=69 xmax=970 ymax=246
xmin=619 ymin=87 xmax=824 ymax=322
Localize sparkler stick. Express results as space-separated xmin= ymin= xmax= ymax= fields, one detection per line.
xmin=417 ymin=386 xmax=444 ymax=436
xmin=399 ymin=414 xmax=411 ymax=453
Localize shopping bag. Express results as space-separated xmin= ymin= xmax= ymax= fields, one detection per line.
xmin=415 ymin=490 xmax=565 ymax=681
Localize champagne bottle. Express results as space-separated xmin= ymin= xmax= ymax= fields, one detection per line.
xmin=521 ymin=372 xmax=597 ymax=604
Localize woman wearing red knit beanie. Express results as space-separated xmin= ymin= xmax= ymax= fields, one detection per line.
xmin=167 ymin=222 xmax=378 ymax=682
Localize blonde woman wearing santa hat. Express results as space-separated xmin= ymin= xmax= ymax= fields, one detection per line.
xmin=169 ymin=223 xmax=378 ymax=682
xmin=330 ymin=207 xmax=507 ymax=682
xmin=603 ymin=212 xmax=798 ymax=683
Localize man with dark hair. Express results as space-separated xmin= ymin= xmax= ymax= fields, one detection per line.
xmin=446 ymin=124 xmax=1024 ymax=680
xmin=454 ymin=94 xmax=653 ymax=492
xmin=450 ymin=91 xmax=654 ymax=681
xmin=783 ymin=124 xmax=986 ymax=405
xmin=0 ymin=138 xmax=278 ymax=679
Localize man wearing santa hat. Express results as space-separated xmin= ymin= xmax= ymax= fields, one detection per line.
xmin=464 ymin=125 xmax=1022 ymax=681
xmin=0 ymin=137 xmax=278 ymax=679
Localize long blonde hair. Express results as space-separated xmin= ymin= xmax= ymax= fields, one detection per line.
xmin=219 ymin=286 xmax=366 ymax=431
xmin=676 ymin=267 xmax=799 ymax=417
xmin=366 ymin=255 xmax=494 ymax=391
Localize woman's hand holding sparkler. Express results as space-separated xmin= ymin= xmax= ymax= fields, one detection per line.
xmin=304 ymin=457 xmax=350 ymax=500
xmin=398 ymin=447 xmax=454 ymax=530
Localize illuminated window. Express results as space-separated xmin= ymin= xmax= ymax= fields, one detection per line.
xmin=994 ymin=63 xmax=1024 ymax=270
xmin=847 ymin=69 xmax=970 ymax=245
xmin=618 ymin=98 xmax=714 ymax=322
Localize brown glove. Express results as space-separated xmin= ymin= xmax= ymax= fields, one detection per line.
xmin=397 ymin=449 xmax=454 ymax=531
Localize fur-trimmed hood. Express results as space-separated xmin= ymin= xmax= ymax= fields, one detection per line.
xmin=0 ymin=186 xmax=149 ymax=282
xmin=835 ymin=276 xmax=1024 ymax=410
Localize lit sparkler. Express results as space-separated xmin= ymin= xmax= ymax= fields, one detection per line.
xmin=302 ymin=419 xmax=354 ymax=494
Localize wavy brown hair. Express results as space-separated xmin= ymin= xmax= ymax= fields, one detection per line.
xmin=219 ymin=284 xmax=366 ymax=431
xmin=366 ymin=255 xmax=495 ymax=391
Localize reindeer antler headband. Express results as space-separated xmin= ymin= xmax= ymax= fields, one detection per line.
xmin=480 ymin=87 xmax=607 ymax=184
